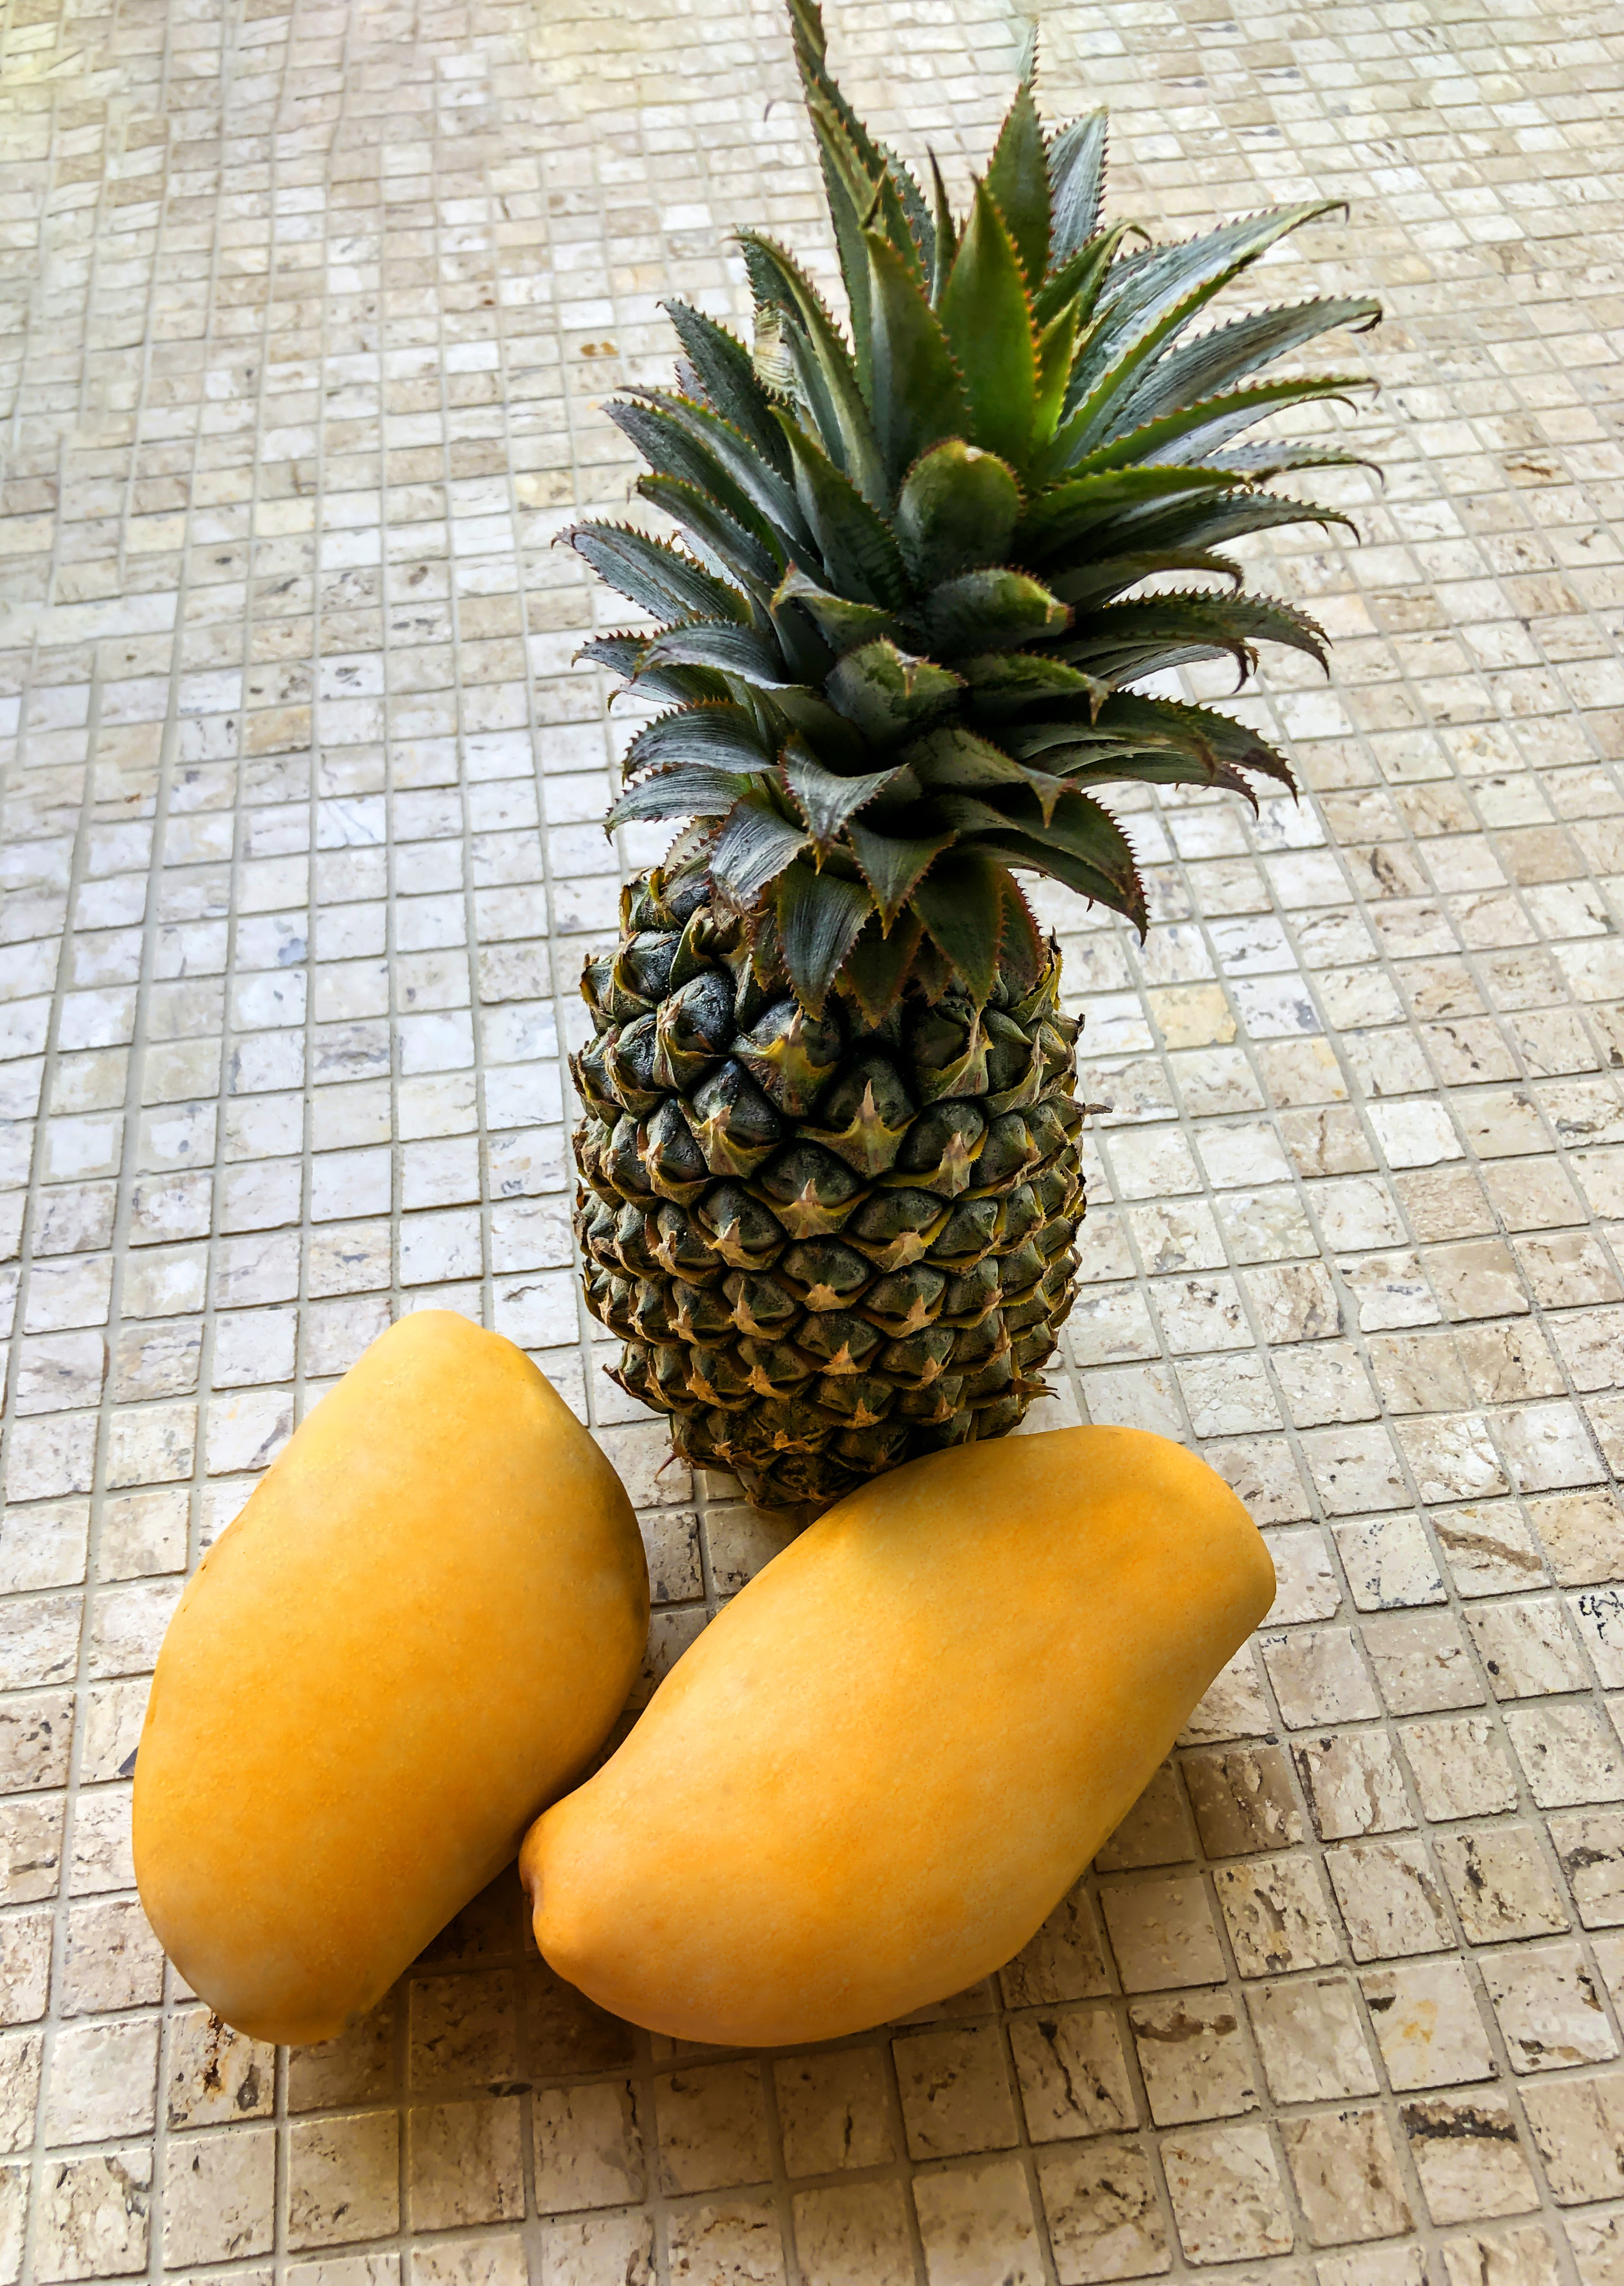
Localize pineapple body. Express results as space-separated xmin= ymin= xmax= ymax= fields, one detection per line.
xmin=573 ymin=871 xmax=1084 ymax=1508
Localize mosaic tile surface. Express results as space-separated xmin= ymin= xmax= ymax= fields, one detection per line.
xmin=2 ymin=0 xmax=1623 ymax=2277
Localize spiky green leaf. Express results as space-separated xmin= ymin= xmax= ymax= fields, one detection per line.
xmin=925 ymin=566 xmax=1069 ymax=655
xmin=847 ymin=820 xmax=953 ymax=925
xmin=840 ymin=910 xmax=928 ymax=1022
xmin=1070 ymin=372 xmax=1370 ymax=474
xmin=911 ymin=851 xmax=1008 ymax=1002
xmin=1047 ymin=109 xmax=1108 ymax=265
xmin=776 ymin=415 xmax=911 ymax=610
xmin=774 ymin=860 xmax=874 ymax=1013
xmin=1017 ymin=463 xmax=1239 ymax=559
xmin=985 ymin=75 xmax=1050 ymax=287
xmin=863 ymin=227 xmax=969 ymax=490
xmin=710 ymin=791 xmax=814 ymax=906
xmin=780 ymin=737 xmax=910 ymax=857
xmin=826 ymin=639 xmax=961 ymax=743
xmin=640 ymin=621 xmax=807 ymax=691
xmin=895 ymin=441 xmax=1022 ymax=586
xmin=661 ymin=300 xmax=793 ymax=476
xmin=741 ymin=233 xmax=885 ymax=503
xmin=1115 ymin=294 xmax=1382 ymax=430
xmin=773 ymin=563 xmax=904 ymax=656
xmin=621 ymin=701 xmax=776 ymax=778
xmin=961 ymin=652 xmax=1109 ymax=721
xmin=609 ymin=761 xmax=762 ymax=825
xmin=939 ymin=181 xmax=1036 ymax=468
xmin=635 ymin=476 xmax=779 ymax=598
xmin=570 ymin=523 xmax=752 ymax=626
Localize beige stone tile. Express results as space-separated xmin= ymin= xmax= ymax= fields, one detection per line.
xmin=1094 ymin=1762 xmax=1195 ymax=1871
xmin=1183 ymin=1745 xmax=1304 ymax=1856
xmin=1215 ymin=1854 xmax=1343 ymax=1978
xmin=1129 ymin=1989 xmax=1256 ymax=2125
xmin=893 ymin=2025 xmax=1017 ymax=2161
xmin=533 ymin=2080 xmax=645 ymax=2213
xmin=1037 ymin=2138 xmax=1169 ymax=2283
xmin=1551 ymin=1811 xmax=1624 ymax=1926
xmin=1362 ymin=1610 xmax=1486 ymax=1714
xmin=654 ymin=2063 xmax=770 ymax=2194
xmin=288 ymin=2000 xmax=398 ymax=2112
xmin=791 ymin=2181 xmax=914 ymax=2286
xmin=1361 ymin=1958 xmax=1496 ymax=2091
xmin=408 ymin=2098 xmax=524 ymax=2230
xmin=408 ymin=1970 xmax=519 ymax=2091
xmin=1295 ymin=1730 xmax=1416 ymax=1841
xmin=1009 ymin=2003 xmax=1135 ymax=2142
xmin=539 ymin=2212 xmax=652 ymax=2286
xmin=1398 ymin=1717 xmax=1520 ymax=1821
xmin=1434 ymin=1827 xmax=1571 ymax=1943
xmin=1521 ymin=2071 xmax=1624 ymax=2202
xmin=162 ymin=2127 xmax=276 ymax=2266
xmin=288 ymin=2114 xmax=400 ymax=2249
xmin=166 ymin=2005 xmax=274 ymax=2126
xmin=1099 ymin=1876 xmax=1226 ymax=1992
xmin=1327 ymin=1837 xmax=1453 ymax=1960
xmin=997 ymin=1882 xmax=1110 ymax=2005
xmin=1282 ymin=2106 xmax=1413 ymax=2245
xmin=912 ymin=2156 xmax=1044 ymax=2286
xmin=0 ymin=2033 xmax=41 ymax=2156
xmin=42 ymin=2019 xmax=157 ymax=2145
xmin=664 ymin=2197 xmax=785 ymax=2286
xmin=773 ymin=2050 xmax=895 ymax=2177
xmin=1481 ymin=1942 xmax=1617 ymax=2072
xmin=1160 ymin=2122 xmax=1294 ymax=2262
xmin=1401 ymin=2096 xmax=1539 ymax=2225
xmin=1246 ymin=1976 xmax=1379 ymax=2104
xmin=1436 ymin=2226 xmax=1559 ymax=2286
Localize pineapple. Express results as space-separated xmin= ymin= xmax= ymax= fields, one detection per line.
xmin=568 ymin=0 xmax=1379 ymax=1508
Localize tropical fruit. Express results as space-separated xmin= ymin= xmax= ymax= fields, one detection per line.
xmin=569 ymin=0 xmax=1378 ymax=1504
xmin=521 ymin=1425 xmax=1274 ymax=2046
xmin=133 ymin=1311 xmax=649 ymax=2046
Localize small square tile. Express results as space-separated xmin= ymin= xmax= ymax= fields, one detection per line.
xmin=893 ymin=2026 xmax=1018 ymax=2161
xmin=1282 ymin=2106 xmax=1414 ymax=2245
xmin=1400 ymin=2094 xmax=1539 ymax=2224
xmin=1037 ymin=2139 xmax=1169 ymax=2283
xmin=1327 ymin=1837 xmax=1453 ymax=1960
xmin=654 ymin=2063 xmax=770 ymax=2195
xmin=1399 ymin=1716 xmax=1519 ymax=1820
xmin=1182 ymin=1744 xmax=1303 ymax=1856
xmin=912 ymin=2155 xmax=1044 ymax=2286
xmin=1361 ymin=1958 xmax=1496 ymax=2090
xmin=791 ymin=2181 xmax=914 ymax=2286
xmin=1160 ymin=2122 xmax=1294 ymax=2263
xmin=773 ymin=2050 xmax=895 ymax=2177
xmin=1009 ymin=2004 xmax=1136 ymax=2142
xmin=288 ymin=2113 xmax=400 ymax=2249
xmin=1129 ymin=1989 xmax=1256 ymax=2124
xmin=1480 ymin=1943 xmax=1618 ymax=2072
xmin=1099 ymin=1877 xmax=1226 ymax=1991
xmin=407 ymin=2099 xmax=524 ymax=2229
xmin=533 ymin=2080 xmax=645 ymax=2212
xmin=1434 ymin=1827 xmax=1570 ymax=1942
xmin=1215 ymin=1855 xmax=1343 ymax=1978
xmin=1246 ymin=1976 xmax=1379 ymax=2103
xmin=997 ymin=1883 xmax=1110 ymax=2005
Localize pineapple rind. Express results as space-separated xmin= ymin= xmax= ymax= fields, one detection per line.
xmin=572 ymin=870 xmax=1084 ymax=1508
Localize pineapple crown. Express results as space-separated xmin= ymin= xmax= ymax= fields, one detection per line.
xmin=574 ymin=0 xmax=1381 ymax=1021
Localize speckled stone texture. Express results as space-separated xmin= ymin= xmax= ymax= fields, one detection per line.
xmin=1 ymin=0 xmax=1622 ymax=2277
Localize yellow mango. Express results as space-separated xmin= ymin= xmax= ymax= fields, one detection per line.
xmin=523 ymin=1425 xmax=1271 ymax=2046
xmin=134 ymin=1311 xmax=648 ymax=2046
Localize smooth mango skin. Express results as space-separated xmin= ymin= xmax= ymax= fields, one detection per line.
xmin=523 ymin=1425 xmax=1273 ymax=2047
xmin=134 ymin=1311 xmax=649 ymax=2046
